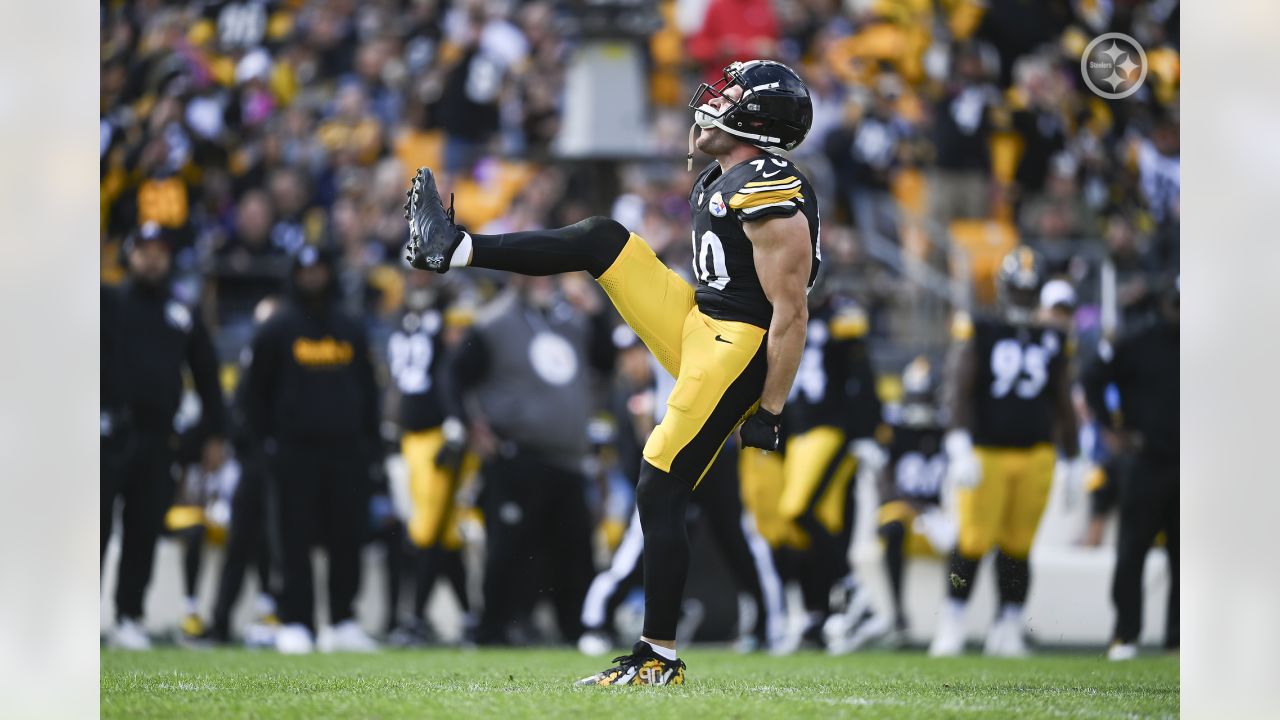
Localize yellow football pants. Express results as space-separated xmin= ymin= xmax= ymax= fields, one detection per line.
xmin=955 ymin=444 xmax=1056 ymax=559
xmin=401 ymin=428 xmax=479 ymax=550
xmin=878 ymin=500 xmax=941 ymax=557
xmin=780 ymin=426 xmax=857 ymax=536
xmin=597 ymin=233 xmax=767 ymax=486
xmin=739 ymin=446 xmax=800 ymax=548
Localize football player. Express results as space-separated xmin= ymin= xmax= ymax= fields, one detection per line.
xmin=386 ymin=271 xmax=478 ymax=645
xmin=405 ymin=60 xmax=817 ymax=685
xmin=164 ymin=445 xmax=238 ymax=645
xmin=875 ymin=357 xmax=953 ymax=647
xmin=777 ymin=288 xmax=885 ymax=651
xmin=930 ymin=247 xmax=1082 ymax=657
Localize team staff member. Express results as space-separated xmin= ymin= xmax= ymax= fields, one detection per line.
xmin=441 ymin=276 xmax=613 ymax=646
xmin=406 ymin=59 xmax=816 ymax=685
xmin=386 ymin=271 xmax=477 ymax=645
xmin=1083 ymin=279 xmax=1179 ymax=661
xmin=101 ymin=222 xmax=226 ymax=650
xmin=931 ymin=247 xmax=1082 ymax=658
xmin=239 ymin=245 xmax=381 ymax=654
xmin=780 ymin=291 xmax=884 ymax=649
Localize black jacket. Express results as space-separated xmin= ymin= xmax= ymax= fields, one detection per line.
xmin=238 ymin=295 xmax=380 ymax=453
xmin=101 ymin=280 xmax=226 ymax=437
xmin=1083 ymin=321 xmax=1179 ymax=463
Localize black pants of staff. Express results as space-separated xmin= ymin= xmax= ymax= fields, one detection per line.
xmin=269 ymin=441 xmax=368 ymax=633
xmin=101 ymin=429 xmax=175 ymax=622
xmin=478 ymin=449 xmax=594 ymax=645
xmin=1112 ymin=453 xmax=1179 ymax=648
xmin=210 ymin=466 xmax=276 ymax=639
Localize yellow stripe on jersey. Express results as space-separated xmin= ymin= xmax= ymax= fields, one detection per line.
xmin=735 ymin=180 xmax=802 ymax=194
xmin=743 ymin=175 xmax=798 ymax=188
xmin=728 ymin=187 xmax=803 ymax=210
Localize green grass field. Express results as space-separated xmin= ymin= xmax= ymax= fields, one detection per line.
xmin=102 ymin=647 xmax=1178 ymax=719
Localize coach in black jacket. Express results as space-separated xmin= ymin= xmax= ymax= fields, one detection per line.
xmin=1083 ymin=279 xmax=1179 ymax=657
xmin=239 ymin=245 xmax=381 ymax=651
xmin=101 ymin=223 xmax=226 ymax=649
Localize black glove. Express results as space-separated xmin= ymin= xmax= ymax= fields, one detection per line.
xmin=740 ymin=407 xmax=782 ymax=451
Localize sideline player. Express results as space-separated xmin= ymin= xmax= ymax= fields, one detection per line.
xmin=778 ymin=289 xmax=884 ymax=649
xmin=405 ymin=60 xmax=817 ymax=685
xmin=930 ymin=247 xmax=1082 ymax=657
xmin=385 ymin=271 xmax=478 ymax=645
xmin=874 ymin=356 xmax=953 ymax=647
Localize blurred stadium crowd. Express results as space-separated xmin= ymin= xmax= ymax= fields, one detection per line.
xmin=101 ymin=0 xmax=1179 ymax=655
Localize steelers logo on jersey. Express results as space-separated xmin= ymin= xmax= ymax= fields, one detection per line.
xmin=709 ymin=191 xmax=727 ymax=217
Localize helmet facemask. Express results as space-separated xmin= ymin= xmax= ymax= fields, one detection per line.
xmin=686 ymin=63 xmax=783 ymax=148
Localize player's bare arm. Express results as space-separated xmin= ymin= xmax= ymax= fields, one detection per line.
xmin=945 ymin=333 xmax=976 ymax=432
xmin=943 ymin=332 xmax=980 ymax=487
xmin=747 ymin=212 xmax=812 ymax=415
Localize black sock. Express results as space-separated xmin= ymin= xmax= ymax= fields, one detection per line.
xmin=636 ymin=461 xmax=693 ymax=641
xmin=414 ymin=546 xmax=438 ymax=621
xmin=995 ymin=550 xmax=1030 ymax=606
xmin=796 ymin=549 xmax=828 ymax=616
xmin=879 ymin=521 xmax=907 ymax=627
xmin=948 ymin=551 xmax=981 ymax=602
xmin=442 ymin=548 xmax=470 ymax=614
xmin=181 ymin=527 xmax=203 ymax=601
xmin=470 ymin=216 xmax=629 ymax=278
xmin=794 ymin=513 xmax=845 ymax=614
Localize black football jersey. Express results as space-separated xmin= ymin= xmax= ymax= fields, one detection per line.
xmin=969 ymin=317 xmax=1067 ymax=448
xmin=689 ymin=154 xmax=821 ymax=328
xmin=387 ymin=308 xmax=449 ymax=432
xmin=786 ymin=297 xmax=880 ymax=436
xmin=887 ymin=424 xmax=946 ymax=505
xmin=201 ymin=1 xmax=282 ymax=50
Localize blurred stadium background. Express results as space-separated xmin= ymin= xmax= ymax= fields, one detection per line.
xmin=100 ymin=0 xmax=1178 ymax=650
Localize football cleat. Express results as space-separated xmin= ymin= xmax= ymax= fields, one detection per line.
xmin=180 ymin=613 xmax=205 ymax=639
xmin=929 ymin=601 xmax=967 ymax=657
xmin=275 ymin=623 xmax=315 ymax=655
xmin=108 ymin=617 xmax=152 ymax=651
xmin=575 ymin=641 xmax=686 ymax=686
xmin=577 ymin=630 xmax=613 ymax=657
xmin=388 ymin=617 xmax=438 ymax=648
xmin=984 ymin=610 xmax=1029 ymax=658
xmin=403 ymin=167 xmax=466 ymax=273
xmin=243 ymin=613 xmax=280 ymax=649
xmin=1107 ymin=642 xmax=1138 ymax=661
xmin=826 ymin=608 xmax=892 ymax=655
xmin=327 ymin=619 xmax=378 ymax=653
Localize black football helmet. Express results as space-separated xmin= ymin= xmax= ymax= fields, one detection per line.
xmin=995 ymin=246 xmax=1046 ymax=325
xmin=689 ymin=60 xmax=813 ymax=151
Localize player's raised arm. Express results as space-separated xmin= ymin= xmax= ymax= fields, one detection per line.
xmin=740 ymin=211 xmax=812 ymax=446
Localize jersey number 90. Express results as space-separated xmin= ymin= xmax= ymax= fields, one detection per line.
xmin=692 ymin=230 xmax=729 ymax=290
